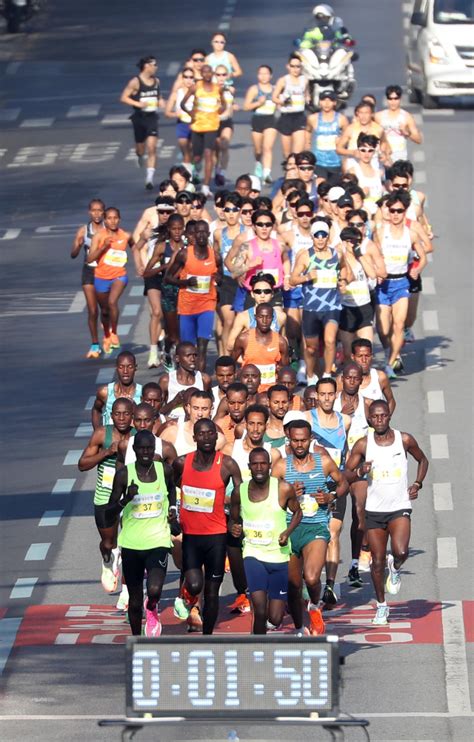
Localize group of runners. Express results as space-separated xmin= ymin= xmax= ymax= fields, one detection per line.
xmin=72 ymin=34 xmax=433 ymax=637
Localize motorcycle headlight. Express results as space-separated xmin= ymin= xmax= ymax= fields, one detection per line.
xmin=428 ymin=38 xmax=449 ymax=65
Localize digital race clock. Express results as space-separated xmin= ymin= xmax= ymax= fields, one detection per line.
xmin=126 ymin=635 xmax=339 ymax=718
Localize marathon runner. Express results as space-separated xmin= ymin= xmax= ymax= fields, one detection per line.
xmin=92 ymin=351 xmax=142 ymax=429
xmin=159 ymin=342 xmax=211 ymax=420
xmin=232 ymin=303 xmax=289 ymax=391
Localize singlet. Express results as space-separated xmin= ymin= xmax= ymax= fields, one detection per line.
xmin=240 ymin=477 xmax=290 ymax=562
xmin=231 ymin=439 xmax=272 ymax=482
xmin=211 ymin=385 xmax=224 ymax=410
xmin=288 ymin=226 xmax=313 ymax=271
xmin=243 ymin=328 xmax=282 ymax=391
xmin=180 ymin=451 xmax=227 ymax=535
xmin=247 ymin=305 xmax=279 ymax=332
xmin=366 ymin=429 xmax=410 ymax=512
xmin=379 ymin=109 xmax=409 ymax=162
xmin=94 ymin=228 xmax=129 ymax=280
xmin=220 ymin=87 xmax=234 ymax=121
xmin=346 ymin=159 xmax=383 ymax=214
xmin=118 ymin=462 xmax=172 ymax=550
xmin=312 ymin=112 xmax=342 ymax=168
xmin=167 ymin=369 xmax=204 ymax=421
xmin=360 ymin=236 xmax=376 ymax=289
xmin=177 ymin=244 xmax=217 ymax=315
xmin=381 ymin=223 xmax=411 ymax=276
xmin=243 ymin=238 xmax=284 ymax=290
xmin=124 ymin=434 xmax=163 ymax=465
xmin=207 ymin=50 xmax=234 ymax=78
xmin=334 ymin=393 xmax=368 ymax=452
xmin=221 ymin=225 xmax=244 ymax=276
xmin=176 ymin=87 xmax=193 ymax=123
xmin=263 ymin=430 xmax=286 ymax=449
xmin=341 ymin=255 xmax=371 ymax=307
xmin=360 ymin=368 xmax=385 ymax=402
xmin=173 ymin=420 xmax=198 ymax=457
xmin=132 ymin=75 xmax=160 ymax=114
xmin=280 ymin=75 xmax=306 ymax=113
xmin=94 ymin=425 xmax=118 ymax=506
xmin=253 ymin=84 xmax=276 ymax=115
xmin=285 ymin=453 xmax=329 ymax=525
xmin=83 ymin=222 xmax=101 ymax=267
xmin=301 ymin=246 xmax=342 ymax=313
xmin=192 ymin=80 xmax=221 ymax=132
xmin=102 ymin=382 xmax=142 ymax=426
xmin=310 ymin=408 xmax=346 ymax=469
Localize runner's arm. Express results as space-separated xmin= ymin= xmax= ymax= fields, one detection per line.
xmin=228 ymin=52 xmax=243 ymax=78
xmin=278 ymin=481 xmax=302 ymax=544
xmin=402 ymin=432 xmax=429 ymax=497
xmin=120 ymin=77 xmax=141 ymax=108
xmin=227 ymin=312 xmax=248 ymax=353
xmin=71 ymin=225 xmax=86 ymax=259
xmin=231 ymin=331 xmax=248 ymax=363
xmin=321 ymin=451 xmax=349 ymax=498
xmin=78 ymin=428 xmax=114 ymax=471
xmin=105 ymin=466 xmax=129 ymax=519
xmin=91 ymin=386 xmax=108 ymax=429
xmin=344 ymin=437 xmax=370 ymax=484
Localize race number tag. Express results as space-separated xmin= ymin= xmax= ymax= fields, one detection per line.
xmin=102 ymin=465 xmax=116 ymax=490
xmin=131 ymin=492 xmax=164 ymax=519
xmin=257 ymin=363 xmax=276 ymax=386
xmin=315 ymin=269 xmax=338 ymax=288
xmin=104 ymin=249 xmax=127 ymax=268
xmin=182 ymin=485 xmax=216 ymax=512
xmin=186 ymin=275 xmax=211 ymax=294
xmin=316 ymin=134 xmax=337 ymax=151
xmin=370 ymin=465 xmax=402 ymax=485
xmin=299 ymin=494 xmax=319 ymax=516
xmin=243 ymin=519 xmax=273 ymax=546
xmin=325 ymin=447 xmax=342 ymax=468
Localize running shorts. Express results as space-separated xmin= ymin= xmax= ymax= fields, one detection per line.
xmin=375 ymin=277 xmax=409 ymax=306
xmin=339 ymin=302 xmax=374 ymax=333
xmin=179 ymin=310 xmax=215 ymax=342
xmin=302 ymin=308 xmax=340 ymax=338
xmin=251 ymin=114 xmax=277 ymax=133
xmin=191 ymin=130 xmax=218 ymax=157
xmin=290 ymin=521 xmax=330 ymax=558
xmin=365 ymin=508 xmax=412 ymax=530
xmin=81 ymin=263 xmax=95 ymax=286
xmin=121 ymin=546 xmax=170 ymax=588
xmin=278 ymin=111 xmax=307 ymax=136
xmin=243 ymin=556 xmax=289 ymax=599
xmin=131 ymin=112 xmax=159 ymax=143
xmin=182 ymin=533 xmax=227 ymax=581
xmin=94 ymin=275 xmax=128 ymax=293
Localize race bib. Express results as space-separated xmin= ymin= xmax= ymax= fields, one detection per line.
xmin=316 ymin=134 xmax=337 ymax=151
xmin=348 ymin=428 xmax=367 ymax=451
xmin=256 ymin=98 xmax=276 ymax=115
xmin=131 ymin=492 xmax=164 ymax=519
xmin=325 ymin=447 xmax=342 ymax=468
xmin=315 ymin=269 xmax=338 ymax=288
xmin=143 ymin=99 xmax=158 ymax=112
xmin=104 ymin=249 xmax=127 ymax=268
xmin=257 ymin=363 xmax=276 ymax=386
xmin=346 ymin=280 xmax=369 ymax=300
xmin=102 ymin=465 xmax=116 ymax=490
xmin=370 ymin=465 xmax=402 ymax=485
xmin=291 ymin=93 xmax=305 ymax=108
xmin=243 ymin=519 xmax=273 ymax=546
xmin=197 ymin=95 xmax=218 ymax=113
xmin=182 ymin=485 xmax=216 ymax=512
xmin=299 ymin=494 xmax=319 ymax=516
xmin=384 ymin=247 xmax=407 ymax=264
xmin=186 ymin=274 xmax=211 ymax=294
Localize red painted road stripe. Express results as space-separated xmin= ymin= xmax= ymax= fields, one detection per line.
xmin=463 ymin=600 xmax=474 ymax=643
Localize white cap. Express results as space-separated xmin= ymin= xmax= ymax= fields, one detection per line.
xmin=249 ymin=175 xmax=262 ymax=191
xmin=283 ymin=411 xmax=308 ymax=427
xmin=328 ymin=186 xmax=345 ymax=202
xmin=311 ymin=220 xmax=330 ymax=236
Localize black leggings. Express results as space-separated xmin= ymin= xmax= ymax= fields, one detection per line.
xmin=121 ymin=547 xmax=170 ymax=635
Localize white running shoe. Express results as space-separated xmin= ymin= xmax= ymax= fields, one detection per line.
xmin=385 ymin=553 xmax=401 ymax=595
xmin=296 ymin=360 xmax=307 ymax=385
xmin=116 ymin=586 xmax=129 ymax=611
xmin=201 ymin=184 xmax=211 ymax=197
xmin=147 ymin=348 xmax=159 ymax=368
xmin=101 ymin=561 xmax=118 ymax=593
xmin=372 ymin=605 xmax=390 ymax=625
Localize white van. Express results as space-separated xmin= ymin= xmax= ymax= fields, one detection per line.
xmin=407 ymin=0 xmax=474 ymax=108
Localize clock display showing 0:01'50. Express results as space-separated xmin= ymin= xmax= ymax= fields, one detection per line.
xmin=126 ymin=637 xmax=338 ymax=718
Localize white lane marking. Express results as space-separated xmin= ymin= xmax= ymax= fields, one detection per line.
xmin=425 ymin=347 xmax=442 ymax=370
xmin=122 ymin=304 xmax=140 ymax=317
xmin=423 ymin=310 xmax=439 ymax=331
xmin=101 ymin=114 xmax=129 ymax=125
xmin=427 ymin=390 xmax=445 ymax=413
xmin=0 ymin=108 xmax=21 ymax=121
xmin=20 ymin=118 xmax=55 ymax=128
xmin=117 ymin=323 xmax=132 ymax=335
xmin=221 ymin=14 xmax=233 ymax=21
xmin=55 ymin=634 xmax=79 ymax=645
xmin=52 ymin=478 xmax=75 ymax=494
xmin=128 ymin=285 xmax=143 ymax=297
xmin=0 ymin=617 xmax=22 ymax=674
xmin=67 ymin=291 xmax=86 ymax=313
xmin=441 ymin=601 xmax=471 ymax=714
xmin=66 ymin=104 xmax=100 ymax=118
xmin=25 ymin=543 xmax=51 ymax=561
xmin=39 ymin=510 xmax=64 ymax=527
xmin=0 ymin=228 xmax=21 ymax=240
xmin=424 ymin=108 xmax=455 ymax=116
xmin=85 ymin=396 xmax=95 ymax=410
xmin=10 ymin=578 xmax=38 ymax=599
xmin=96 ymin=368 xmax=114 ymax=384
xmin=218 ymin=21 xmax=230 ymax=30
xmin=433 ymin=483 xmax=453 ymax=511
xmin=430 ymin=434 xmax=449 ymax=459
xmin=403 ymin=16 xmax=410 ymax=29
xmin=6 ymin=62 xmax=22 ymax=75
xmin=422 ymin=276 xmax=435 ymax=295
xmin=413 ymin=149 xmax=425 ymax=163
xmin=63 ymin=450 xmax=82 ymax=466
xmin=166 ymin=62 xmax=180 ymax=76
xmin=437 ymin=537 xmax=458 ymax=568
xmin=415 ymin=170 xmax=426 ymax=184
xmin=74 ymin=422 xmax=93 ymax=438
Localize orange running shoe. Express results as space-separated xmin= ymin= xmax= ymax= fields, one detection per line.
xmin=102 ymin=336 xmax=113 ymax=355
xmin=109 ymin=333 xmax=121 ymax=349
xmin=308 ymin=604 xmax=325 ymax=635
xmin=86 ymin=344 xmax=101 ymax=359
xmin=187 ymin=606 xmax=203 ymax=633
xmin=359 ymin=549 xmax=372 ymax=573
xmin=228 ymin=593 xmax=251 ymax=614
xmin=181 ymin=584 xmax=198 ymax=608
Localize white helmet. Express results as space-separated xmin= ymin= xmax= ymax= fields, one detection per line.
xmin=312 ymin=4 xmax=334 ymax=24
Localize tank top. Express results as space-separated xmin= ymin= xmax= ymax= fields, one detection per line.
xmin=366 ymin=429 xmax=410 ymax=512
xmin=211 ymin=385 xmax=224 ymax=410
xmin=94 ymin=425 xmax=118 ymax=506
xmin=177 ymin=244 xmax=217 ymax=314
xmin=118 ymin=462 xmax=172 ymax=550
xmin=124 ymin=434 xmax=163 ymax=465
xmin=301 ymin=246 xmax=342 ymax=312
xmin=341 ymin=255 xmax=371 ymax=307
xmin=221 ymin=225 xmax=244 ymax=276
xmin=247 ymin=306 xmax=279 ymax=332
xmin=132 ymin=75 xmax=160 ymax=114
xmin=207 ymin=50 xmax=233 ymax=76
xmin=380 ymin=109 xmax=408 ymax=162
xmin=243 ymin=328 xmax=282 ymax=391
xmin=289 ymin=227 xmax=313 ymax=270
xmin=83 ymin=222 xmax=101 ymax=267
xmin=176 ymin=87 xmax=193 ymax=123
xmin=346 ymin=159 xmax=383 ymax=214
xmin=231 ymin=439 xmax=272 ymax=482
xmin=94 ymin=228 xmax=129 ymax=280
xmin=285 ymin=453 xmax=329 ymax=525
xmin=167 ymin=369 xmax=204 ymax=421
xmin=263 ymin=430 xmax=286 ymax=449
xmin=102 ymin=382 xmax=142 ymax=426
xmin=192 ymin=80 xmax=221 ymax=132
xmin=360 ymin=368 xmax=385 ymax=402
xmin=220 ymin=87 xmax=234 ymax=121
xmin=180 ymin=451 xmax=227 ymax=535
xmin=381 ymin=223 xmax=411 ymax=276
xmin=312 ymin=112 xmax=342 ymax=168
xmin=280 ymin=75 xmax=306 ymax=113
xmin=334 ymin=393 xmax=368 ymax=452
xmin=240 ymin=477 xmax=290 ymax=562
xmin=310 ymin=408 xmax=346 ymax=469
xmin=254 ymin=84 xmax=276 ymax=115
xmin=243 ymin=237 xmax=284 ymax=290
xmin=171 ymin=419 xmax=195 ymax=456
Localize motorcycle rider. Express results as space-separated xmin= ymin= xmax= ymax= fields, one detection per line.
xmin=299 ymin=4 xmax=352 ymax=49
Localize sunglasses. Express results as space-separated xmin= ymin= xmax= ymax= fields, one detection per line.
xmin=255 ymin=222 xmax=273 ymax=228
xmin=224 ymin=206 xmax=240 ymax=213
xmin=299 ymin=165 xmax=314 ymax=171
xmin=192 ymin=56 xmax=205 ymax=62
xmin=289 ymin=63 xmax=302 ymax=68
xmin=358 ymin=147 xmax=375 ymax=153
xmin=241 ymin=208 xmax=253 ymax=215
xmin=296 ymin=210 xmax=312 ymax=217
xmin=389 ymin=207 xmax=405 ymax=214
xmin=191 ymin=203 xmax=202 ymax=209
xmin=253 ymin=288 xmax=272 ymax=295
xmin=392 ymin=182 xmax=408 ymax=189
xmin=313 ymin=231 xmax=328 ymax=238
xmin=349 ymin=221 xmax=365 ymax=228
xmin=387 ymin=95 xmax=401 ymax=100
xmin=177 ymin=198 xmax=192 ymax=205
xmin=216 ymin=72 xmax=228 ymax=76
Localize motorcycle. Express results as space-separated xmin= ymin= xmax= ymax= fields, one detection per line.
xmin=296 ymin=35 xmax=358 ymax=110
xmin=1 ymin=0 xmax=36 ymax=33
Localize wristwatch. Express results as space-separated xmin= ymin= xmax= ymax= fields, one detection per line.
xmin=413 ymin=480 xmax=423 ymax=490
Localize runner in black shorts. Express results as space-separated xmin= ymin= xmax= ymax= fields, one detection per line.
xmin=244 ymin=65 xmax=278 ymax=184
xmin=273 ymin=54 xmax=308 ymax=158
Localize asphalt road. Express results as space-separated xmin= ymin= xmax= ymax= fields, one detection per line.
xmin=0 ymin=1 xmax=473 ymax=740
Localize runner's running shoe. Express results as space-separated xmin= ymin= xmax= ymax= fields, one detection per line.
xmin=144 ymin=602 xmax=162 ymax=637
xmin=372 ymin=605 xmax=390 ymax=625
xmin=101 ymin=561 xmax=118 ymax=593
xmin=348 ymin=566 xmax=363 ymax=587
xmin=228 ymin=593 xmax=251 ymax=614
xmin=386 ymin=553 xmax=401 ymax=595
xmin=187 ymin=606 xmax=203 ymax=633
xmin=109 ymin=333 xmax=121 ymax=349
xmin=86 ymin=344 xmax=101 ymax=359
xmin=308 ymin=604 xmax=325 ymax=635
xmin=102 ymin=336 xmax=113 ymax=355
xmin=321 ymin=584 xmax=338 ymax=606
xmin=358 ymin=549 xmax=372 ymax=572
xmin=116 ymin=586 xmax=129 ymax=611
